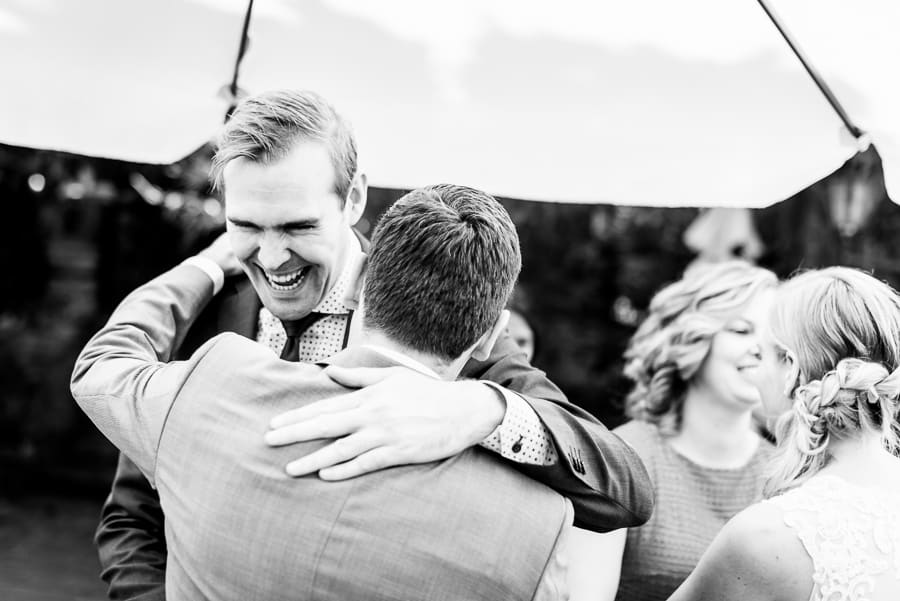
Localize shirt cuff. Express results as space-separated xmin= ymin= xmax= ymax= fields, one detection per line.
xmin=181 ymin=256 xmax=225 ymax=295
xmin=479 ymin=382 xmax=558 ymax=466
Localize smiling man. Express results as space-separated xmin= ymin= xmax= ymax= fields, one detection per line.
xmin=221 ymin=139 xmax=362 ymax=323
xmin=92 ymin=89 xmax=653 ymax=601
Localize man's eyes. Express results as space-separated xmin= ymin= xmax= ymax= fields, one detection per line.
xmin=229 ymin=221 xmax=260 ymax=231
xmin=231 ymin=223 xmax=315 ymax=233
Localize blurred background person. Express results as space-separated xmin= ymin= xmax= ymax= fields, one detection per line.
xmin=671 ymin=267 xmax=900 ymax=601
xmin=581 ymin=261 xmax=777 ymax=601
xmin=507 ymin=308 xmax=538 ymax=364
xmin=505 ymin=287 xmax=540 ymax=364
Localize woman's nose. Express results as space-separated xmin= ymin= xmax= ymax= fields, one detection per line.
xmin=748 ymin=343 xmax=763 ymax=361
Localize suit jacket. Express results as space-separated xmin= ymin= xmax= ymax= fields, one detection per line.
xmin=92 ymin=264 xmax=654 ymax=600
xmin=72 ymin=266 xmax=574 ymax=600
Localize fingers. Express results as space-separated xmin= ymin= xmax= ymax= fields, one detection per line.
xmin=198 ymin=232 xmax=241 ymax=275
xmin=323 ymin=365 xmax=406 ymax=389
xmin=269 ymin=393 xmax=361 ymax=429
xmin=318 ymin=447 xmax=397 ymax=481
xmin=283 ymin=431 xmax=383 ymax=477
xmin=265 ymin=409 xmax=366 ymax=446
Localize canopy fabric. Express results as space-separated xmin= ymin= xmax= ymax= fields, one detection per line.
xmin=0 ymin=0 xmax=897 ymax=207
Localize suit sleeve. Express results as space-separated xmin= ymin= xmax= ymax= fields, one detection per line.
xmin=71 ymin=264 xmax=218 ymax=479
xmin=74 ymin=263 xmax=221 ymax=600
xmin=460 ymin=331 xmax=654 ymax=532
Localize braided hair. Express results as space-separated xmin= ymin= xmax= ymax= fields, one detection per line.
xmin=765 ymin=268 xmax=900 ymax=495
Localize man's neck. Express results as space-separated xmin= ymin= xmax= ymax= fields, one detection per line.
xmin=356 ymin=330 xmax=467 ymax=381
xmin=313 ymin=231 xmax=365 ymax=313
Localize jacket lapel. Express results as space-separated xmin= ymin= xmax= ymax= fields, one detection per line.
xmin=218 ymin=275 xmax=261 ymax=339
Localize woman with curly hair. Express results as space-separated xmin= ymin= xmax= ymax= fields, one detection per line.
xmin=582 ymin=261 xmax=778 ymax=601
xmin=670 ymin=267 xmax=900 ymax=601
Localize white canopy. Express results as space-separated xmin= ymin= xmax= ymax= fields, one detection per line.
xmin=1 ymin=0 xmax=897 ymax=207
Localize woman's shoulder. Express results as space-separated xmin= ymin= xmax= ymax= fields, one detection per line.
xmin=720 ymin=500 xmax=813 ymax=576
xmin=613 ymin=420 xmax=663 ymax=459
xmin=669 ymin=501 xmax=812 ymax=601
xmin=715 ymin=502 xmax=812 ymax=589
xmin=726 ymin=500 xmax=794 ymax=537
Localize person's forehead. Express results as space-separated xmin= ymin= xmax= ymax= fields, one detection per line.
xmin=224 ymin=152 xmax=342 ymax=215
xmin=223 ymin=141 xmax=337 ymax=193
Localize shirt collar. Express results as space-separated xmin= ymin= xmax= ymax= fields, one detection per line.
xmin=360 ymin=344 xmax=441 ymax=380
xmin=313 ymin=234 xmax=364 ymax=315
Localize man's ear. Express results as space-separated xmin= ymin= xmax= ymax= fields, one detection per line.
xmin=345 ymin=172 xmax=368 ymax=226
xmin=471 ymin=310 xmax=510 ymax=362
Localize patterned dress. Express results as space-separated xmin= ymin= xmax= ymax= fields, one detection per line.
xmin=614 ymin=420 xmax=773 ymax=601
xmin=765 ymin=474 xmax=900 ymax=601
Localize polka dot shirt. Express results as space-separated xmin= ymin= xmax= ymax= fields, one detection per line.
xmin=256 ymin=240 xmax=361 ymax=364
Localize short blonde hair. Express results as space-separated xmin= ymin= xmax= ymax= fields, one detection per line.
xmin=766 ymin=267 xmax=900 ymax=495
xmin=623 ymin=260 xmax=777 ymax=432
xmin=211 ymin=89 xmax=357 ymax=202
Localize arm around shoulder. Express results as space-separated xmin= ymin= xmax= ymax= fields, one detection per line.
xmin=462 ymin=333 xmax=655 ymax=532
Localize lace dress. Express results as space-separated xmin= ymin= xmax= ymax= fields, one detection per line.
xmin=765 ymin=475 xmax=900 ymax=601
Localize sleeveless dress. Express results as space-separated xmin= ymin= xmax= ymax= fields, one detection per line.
xmin=765 ymin=475 xmax=900 ymax=601
xmin=614 ymin=420 xmax=773 ymax=601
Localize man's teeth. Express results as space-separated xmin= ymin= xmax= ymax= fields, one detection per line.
xmin=265 ymin=268 xmax=307 ymax=291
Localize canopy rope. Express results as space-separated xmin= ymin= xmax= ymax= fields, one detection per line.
xmin=225 ymin=0 xmax=255 ymax=122
xmin=756 ymin=0 xmax=865 ymax=139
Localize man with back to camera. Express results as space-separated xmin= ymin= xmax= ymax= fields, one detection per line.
xmin=75 ymin=184 xmax=587 ymax=599
xmin=93 ymin=89 xmax=653 ymax=600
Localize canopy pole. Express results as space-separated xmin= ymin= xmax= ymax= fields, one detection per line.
xmin=225 ymin=0 xmax=255 ymax=122
xmin=756 ymin=0 xmax=864 ymax=138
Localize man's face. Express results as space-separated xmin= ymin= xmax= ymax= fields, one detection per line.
xmin=223 ymin=141 xmax=362 ymax=321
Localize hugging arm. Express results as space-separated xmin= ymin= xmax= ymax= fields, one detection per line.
xmin=82 ymin=262 xmax=227 ymax=600
xmin=466 ymin=333 xmax=654 ymax=531
xmin=268 ymin=331 xmax=654 ymax=531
